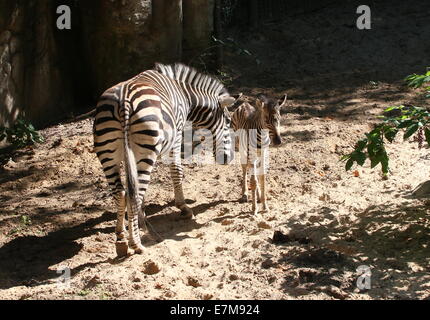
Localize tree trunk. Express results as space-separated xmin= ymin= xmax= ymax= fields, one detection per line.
xmin=214 ymin=0 xmax=223 ymax=70
xmin=182 ymin=0 xmax=215 ymax=67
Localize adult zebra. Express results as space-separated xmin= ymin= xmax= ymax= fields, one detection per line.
xmin=93 ymin=63 xmax=236 ymax=256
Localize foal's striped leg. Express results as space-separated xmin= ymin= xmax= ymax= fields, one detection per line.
xmin=258 ymin=175 xmax=268 ymax=212
xmin=250 ymin=162 xmax=259 ymax=215
xmin=240 ymin=164 xmax=249 ymax=203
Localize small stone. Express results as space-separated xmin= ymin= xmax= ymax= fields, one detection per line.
xmin=325 ymin=286 xmax=349 ymax=300
xmin=229 ymin=274 xmax=239 ymax=281
xmin=221 ymin=219 xmax=234 ymax=226
xmin=261 ymin=258 xmax=276 ymax=269
xmin=291 ymin=287 xmax=310 ymax=296
xmin=85 ymin=275 xmax=101 ymax=289
xmin=257 ymin=221 xmax=272 ymax=230
xmin=143 ymin=260 xmax=161 ymax=275
xmin=252 ymin=241 xmax=262 ymax=249
xmin=319 ymin=194 xmax=330 ymax=202
xmin=187 ymin=277 xmax=202 ymax=288
xmin=272 ymin=231 xmax=292 ymax=244
xmin=133 ymin=284 xmax=142 ymax=290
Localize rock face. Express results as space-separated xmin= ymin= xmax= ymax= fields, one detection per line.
xmin=0 ymin=0 xmax=25 ymax=129
xmin=0 ymin=0 xmax=216 ymax=128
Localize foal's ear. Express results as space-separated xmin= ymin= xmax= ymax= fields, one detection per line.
xmin=255 ymin=98 xmax=265 ymax=111
xmin=279 ymin=94 xmax=288 ymax=108
xmin=233 ymin=93 xmax=243 ymax=101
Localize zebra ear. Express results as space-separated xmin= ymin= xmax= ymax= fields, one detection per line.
xmin=234 ymin=93 xmax=243 ymax=101
xmin=279 ymin=94 xmax=288 ymax=108
xmin=256 ymin=98 xmax=265 ymax=111
xmin=220 ymin=95 xmax=236 ymax=109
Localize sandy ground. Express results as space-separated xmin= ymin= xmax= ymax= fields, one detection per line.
xmin=0 ymin=79 xmax=429 ymax=300
xmin=1 ymin=0 xmax=429 ymax=300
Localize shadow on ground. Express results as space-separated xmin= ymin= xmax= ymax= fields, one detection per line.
xmin=0 ymin=211 xmax=115 ymax=290
xmin=273 ymin=202 xmax=430 ymax=299
xmin=0 ymin=198 xmax=229 ymax=290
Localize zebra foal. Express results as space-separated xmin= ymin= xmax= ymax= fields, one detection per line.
xmin=93 ymin=63 xmax=236 ymax=256
xmin=232 ymin=94 xmax=287 ymax=214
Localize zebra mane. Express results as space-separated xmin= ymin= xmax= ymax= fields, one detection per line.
xmin=154 ymin=63 xmax=226 ymax=96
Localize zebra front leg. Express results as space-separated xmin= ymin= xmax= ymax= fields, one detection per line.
xmin=250 ymin=174 xmax=259 ymax=215
xmin=169 ymin=161 xmax=194 ymax=220
xmin=240 ymin=164 xmax=249 ymax=203
xmin=256 ymin=183 xmax=262 ymax=204
xmin=258 ymin=175 xmax=269 ymax=212
xmin=114 ymin=190 xmax=129 ymax=257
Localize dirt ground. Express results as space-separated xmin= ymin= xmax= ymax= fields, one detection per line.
xmin=0 ymin=1 xmax=429 ymax=300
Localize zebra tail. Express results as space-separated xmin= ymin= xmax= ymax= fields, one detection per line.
xmin=123 ymin=102 xmax=147 ymax=233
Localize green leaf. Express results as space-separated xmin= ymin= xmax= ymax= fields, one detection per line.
xmin=398 ymin=120 xmax=414 ymax=129
xmin=404 ymin=123 xmax=419 ymax=140
xmin=384 ymin=128 xmax=398 ymax=143
xmin=370 ymin=156 xmax=381 ymax=169
xmin=356 ymin=139 xmax=368 ymax=151
xmin=384 ymin=106 xmax=401 ymax=112
xmin=425 ymin=128 xmax=430 ymax=145
xmin=380 ymin=151 xmax=389 ymax=174
xmin=355 ymin=152 xmax=366 ymax=166
xmin=345 ymin=159 xmax=354 ymax=171
xmin=341 ymin=155 xmax=351 ymax=161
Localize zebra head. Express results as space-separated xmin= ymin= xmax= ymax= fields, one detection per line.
xmin=187 ymin=91 xmax=235 ymax=165
xmin=256 ymin=94 xmax=288 ymax=147
xmin=214 ymin=91 xmax=236 ymax=165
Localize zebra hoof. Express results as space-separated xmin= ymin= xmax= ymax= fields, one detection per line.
xmin=239 ymin=195 xmax=249 ymax=203
xmin=116 ymin=241 xmax=129 ymax=258
xmin=132 ymin=244 xmax=145 ymax=255
xmin=178 ymin=206 xmax=194 ymax=220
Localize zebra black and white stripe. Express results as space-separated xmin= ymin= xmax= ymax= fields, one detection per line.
xmin=232 ymin=94 xmax=287 ymax=214
xmin=93 ymin=63 xmax=236 ymax=256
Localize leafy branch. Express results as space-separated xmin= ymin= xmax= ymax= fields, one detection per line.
xmin=342 ymin=69 xmax=430 ymax=175
xmin=188 ymin=36 xmax=260 ymax=75
xmin=0 ymin=118 xmax=45 ymax=149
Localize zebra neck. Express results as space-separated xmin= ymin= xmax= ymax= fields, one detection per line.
xmin=250 ymin=109 xmax=265 ymax=129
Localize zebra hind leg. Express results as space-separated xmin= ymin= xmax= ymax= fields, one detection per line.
xmin=114 ymin=190 xmax=129 ymax=257
xmin=239 ymin=164 xmax=249 ymax=203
